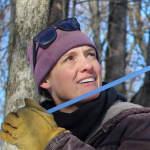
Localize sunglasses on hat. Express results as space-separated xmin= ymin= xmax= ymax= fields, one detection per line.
xmin=32 ymin=18 xmax=81 ymax=71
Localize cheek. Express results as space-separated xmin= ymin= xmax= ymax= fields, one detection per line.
xmin=94 ymin=62 xmax=102 ymax=75
xmin=94 ymin=62 xmax=102 ymax=86
xmin=61 ymin=69 xmax=76 ymax=81
xmin=56 ymin=68 xmax=76 ymax=83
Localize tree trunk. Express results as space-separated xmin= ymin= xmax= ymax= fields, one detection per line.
xmin=72 ymin=0 xmax=76 ymax=17
xmin=7 ymin=0 xmax=16 ymax=71
xmin=62 ymin=0 xmax=70 ymax=19
xmin=129 ymin=1 xmax=150 ymax=106
xmin=48 ymin=0 xmax=70 ymax=26
xmin=88 ymin=0 xmax=102 ymax=63
xmin=2 ymin=0 xmax=51 ymax=149
xmin=2 ymin=0 xmax=70 ymax=149
xmin=105 ymin=0 xmax=127 ymax=97
xmin=131 ymin=30 xmax=150 ymax=106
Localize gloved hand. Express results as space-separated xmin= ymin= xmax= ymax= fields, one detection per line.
xmin=0 ymin=98 xmax=69 ymax=150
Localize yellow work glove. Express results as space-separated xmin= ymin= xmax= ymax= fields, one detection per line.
xmin=0 ymin=98 xmax=69 ymax=150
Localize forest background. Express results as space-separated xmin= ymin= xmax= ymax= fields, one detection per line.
xmin=0 ymin=0 xmax=150 ymax=149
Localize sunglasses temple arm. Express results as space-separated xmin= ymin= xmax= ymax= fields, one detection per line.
xmin=32 ymin=40 xmax=36 ymax=71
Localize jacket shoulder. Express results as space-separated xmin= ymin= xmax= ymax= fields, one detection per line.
xmin=102 ymin=101 xmax=150 ymax=131
xmin=85 ymin=101 xmax=150 ymax=143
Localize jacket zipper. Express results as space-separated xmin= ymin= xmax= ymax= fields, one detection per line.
xmin=87 ymin=129 xmax=105 ymax=145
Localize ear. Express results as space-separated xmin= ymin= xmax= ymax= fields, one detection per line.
xmin=40 ymin=80 xmax=51 ymax=89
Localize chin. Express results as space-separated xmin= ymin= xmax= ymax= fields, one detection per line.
xmin=81 ymin=93 xmax=100 ymax=103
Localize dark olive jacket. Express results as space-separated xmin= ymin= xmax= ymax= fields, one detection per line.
xmin=45 ymin=101 xmax=150 ymax=150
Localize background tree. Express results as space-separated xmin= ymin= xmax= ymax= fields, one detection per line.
xmin=7 ymin=0 xmax=16 ymax=68
xmin=88 ymin=0 xmax=102 ymax=62
xmin=105 ymin=0 xmax=127 ymax=96
xmin=129 ymin=1 xmax=150 ymax=106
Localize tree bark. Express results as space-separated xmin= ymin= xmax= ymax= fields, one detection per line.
xmin=48 ymin=0 xmax=70 ymax=26
xmin=88 ymin=0 xmax=102 ymax=63
xmin=2 ymin=0 xmax=70 ymax=149
xmin=2 ymin=0 xmax=51 ymax=149
xmin=131 ymin=30 xmax=150 ymax=106
xmin=72 ymin=0 xmax=76 ymax=17
xmin=7 ymin=0 xmax=16 ymax=70
xmin=129 ymin=1 xmax=150 ymax=106
xmin=105 ymin=0 xmax=127 ymax=97
xmin=62 ymin=0 xmax=70 ymax=19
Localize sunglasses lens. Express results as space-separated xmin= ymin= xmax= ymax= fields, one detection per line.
xmin=58 ymin=18 xmax=80 ymax=30
xmin=36 ymin=28 xmax=56 ymax=45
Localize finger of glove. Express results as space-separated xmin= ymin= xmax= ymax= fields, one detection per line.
xmin=0 ymin=130 xmax=15 ymax=144
xmin=4 ymin=112 xmax=22 ymax=128
xmin=1 ymin=122 xmax=16 ymax=135
xmin=48 ymin=127 xmax=68 ymax=140
xmin=24 ymin=98 xmax=46 ymax=112
xmin=16 ymin=107 xmax=39 ymax=120
xmin=55 ymin=127 xmax=68 ymax=133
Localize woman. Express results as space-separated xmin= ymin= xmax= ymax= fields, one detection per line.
xmin=1 ymin=18 xmax=150 ymax=150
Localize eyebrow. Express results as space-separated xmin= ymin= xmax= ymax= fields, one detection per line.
xmin=85 ymin=48 xmax=96 ymax=52
xmin=61 ymin=47 xmax=96 ymax=60
xmin=67 ymin=47 xmax=95 ymax=54
xmin=63 ymin=51 xmax=77 ymax=57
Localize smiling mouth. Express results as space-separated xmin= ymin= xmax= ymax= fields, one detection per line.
xmin=78 ymin=78 xmax=95 ymax=84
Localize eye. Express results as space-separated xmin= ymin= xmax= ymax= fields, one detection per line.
xmin=65 ymin=56 xmax=73 ymax=62
xmin=87 ymin=52 xmax=96 ymax=58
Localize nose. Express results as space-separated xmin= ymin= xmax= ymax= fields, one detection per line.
xmin=79 ymin=56 xmax=93 ymax=73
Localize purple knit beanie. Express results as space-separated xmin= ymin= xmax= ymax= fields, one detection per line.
xmin=27 ymin=29 xmax=99 ymax=95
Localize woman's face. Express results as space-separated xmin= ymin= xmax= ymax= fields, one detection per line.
xmin=45 ymin=45 xmax=102 ymax=113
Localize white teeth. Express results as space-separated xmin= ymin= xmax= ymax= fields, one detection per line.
xmin=79 ymin=78 xmax=95 ymax=83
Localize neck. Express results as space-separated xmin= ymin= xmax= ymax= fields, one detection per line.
xmin=60 ymin=106 xmax=78 ymax=113
xmin=55 ymin=100 xmax=86 ymax=113
xmin=58 ymin=102 xmax=83 ymax=113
